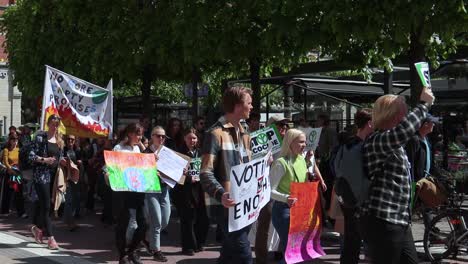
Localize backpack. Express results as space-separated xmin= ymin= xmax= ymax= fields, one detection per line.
xmin=333 ymin=141 xmax=369 ymax=209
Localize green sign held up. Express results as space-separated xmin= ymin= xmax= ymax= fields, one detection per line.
xmin=414 ymin=62 xmax=431 ymax=88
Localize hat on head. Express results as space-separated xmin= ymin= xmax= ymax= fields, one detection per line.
xmin=266 ymin=115 xmax=290 ymax=127
xmin=424 ymin=114 xmax=440 ymax=124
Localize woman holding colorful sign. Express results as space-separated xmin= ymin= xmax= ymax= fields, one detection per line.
xmin=29 ymin=114 xmax=65 ymax=250
xmin=173 ymin=128 xmax=209 ymax=256
xmin=270 ymin=129 xmax=326 ymax=264
xmin=112 ymin=123 xmax=147 ymax=264
xmin=143 ymin=126 xmax=171 ymax=262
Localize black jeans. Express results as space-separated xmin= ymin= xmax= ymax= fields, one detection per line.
xmin=360 ymin=215 xmax=418 ymax=264
xmin=255 ymin=201 xmax=272 ymax=264
xmin=178 ymin=205 xmax=209 ymax=251
xmin=34 ymin=183 xmax=53 ymax=237
xmin=115 ymin=192 xmax=147 ymax=258
xmin=340 ymin=206 xmax=362 ymax=264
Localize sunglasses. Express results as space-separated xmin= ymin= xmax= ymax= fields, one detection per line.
xmin=277 ymin=123 xmax=289 ymax=128
xmin=67 ymin=138 xmax=76 ymax=141
xmin=152 ymin=134 xmax=166 ymax=139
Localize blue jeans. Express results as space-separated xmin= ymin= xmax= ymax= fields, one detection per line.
xmin=145 ymin=185 xmax=171 ymax=251
xmin=216 ymin=209 xmax=253 ymax=264
xmin=272 ymin=201 xmax=290 ymax=264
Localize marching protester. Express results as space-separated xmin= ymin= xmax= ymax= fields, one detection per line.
xmin=165 ymin=117 xmax=184 ymax=151
xmin=173 ymin=128 xmax=209 ymax=256
xmin=246 ymin=112 xmax=261 ymax=132
xmin=337 ymin=109 xmax=373 ymax=264
xmin=142 ymin=126 xmax=171 ymax=262
xmin=63 ymin=135 xmax=82 ymax=231
xmin=1 ymin=132 xmax=26 ymax=218
xmin=254 ymin=115 xmax=289 ymax=264
xmin=360 ymin=87 xmax=435 ymax=264
xmin=200 ymin=86 xmax=253 ymax=264
xmin=29 ymin=114 xmax=65 ymax=250
xmin=270 ymin=129 xmax=326 ymax=264
xmin=111 ymin=123 xmax=147 ymax=264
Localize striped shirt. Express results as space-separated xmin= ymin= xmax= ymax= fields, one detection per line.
xmin=200 ymin=116 xmax=251 ymax=202
xmin=362 ymin=103 xmax=428 ymax=226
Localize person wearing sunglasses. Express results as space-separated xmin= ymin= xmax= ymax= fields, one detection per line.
xmin=141 ymin=126 xmax=171 ymax=262
xmin=63 ymin=135 xmax=82 ymax=231
xmin=1 ymin=132 xmax=26 ymax=218
xmin=29 ymin=114 xmax=65 ymax=250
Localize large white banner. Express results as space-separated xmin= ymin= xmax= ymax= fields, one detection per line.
xmin=229 ymin=153 xmax=271 ymax=232
xmin=41 ymin=66 xmax=113 ymax=138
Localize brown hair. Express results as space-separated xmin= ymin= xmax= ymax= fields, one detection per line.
xmin=222 ymin=86 xmax=252 ymax=113
xmin=354 ymin=108 xmax=372 ymax=129
xmin=6 ymin=132 xmax=19 ymax=150
xmin=183 ymin=127 xmax=198 ymax=138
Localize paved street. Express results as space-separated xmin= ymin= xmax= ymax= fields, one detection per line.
xmin=0 ymin=202 xmax=467 ymax=264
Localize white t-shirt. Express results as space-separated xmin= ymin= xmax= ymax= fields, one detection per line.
xmin=113 ymin=143 xmax=140 ymax=153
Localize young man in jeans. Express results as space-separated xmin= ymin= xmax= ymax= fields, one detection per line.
xmin=360 ymin=87 xmax=435 ymax=264
xmin=200 ymin=86 xmax=253 ymax=264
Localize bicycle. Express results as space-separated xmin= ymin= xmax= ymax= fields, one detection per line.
xmin=423 ymin=178 xmax=468 ymax=262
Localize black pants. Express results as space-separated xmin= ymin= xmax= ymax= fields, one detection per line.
xmin=340 ymin=206 xmax=362 ymax=264
xmin=115 ymin=192 xmax=147 ymax=258
xmin=34 ymin=183 xmax=53 ymax=237
xmin=360 ymin=215 xmax=418 ymax=264
xmin=179 ymin=205 xmax=209 ymax=251
xmin=101 ymin=183 xmax=113 ymax=225
xmin=255 ymin=201 xmax=272 ymax=264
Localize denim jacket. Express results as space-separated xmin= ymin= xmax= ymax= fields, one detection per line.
xmin=28 ymin=131 xmax=63 ymax=184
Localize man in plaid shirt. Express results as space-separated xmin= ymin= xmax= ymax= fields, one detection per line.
xmin=360 ymin=87 xmax=435 ymax=264
xmin=200 ymin=86 xmax=253 ymax=264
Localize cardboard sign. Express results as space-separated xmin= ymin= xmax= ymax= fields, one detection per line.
xmin=41 ymin=66 xmax=113 ymax=138
xmin=188 ymin=157 xmax=201 ymax=181
xmin=228 ymin=153 xmax=271 ymax=232
xmin=300 ymin=127 xmax=322 ymax=151
xmin=104 ymin=151 xmax=161 ymax=193
xmin=285 ymin=182 xmax=325 ymax=263
xmin=414 ymin=62 xmax=431 ymax=87
xmin=250 ymin=125 xmax=282 ymax=160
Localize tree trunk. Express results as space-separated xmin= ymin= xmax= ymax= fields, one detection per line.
xmin=141 ymin=66 xmax=153 ymax=116
xmin=191 ymin=67 xmax=201 ymax=120
xmin=409 ymin=31 xmax=426 ymax=107
xmin=249 ymin=58 xmax=262 ymax=113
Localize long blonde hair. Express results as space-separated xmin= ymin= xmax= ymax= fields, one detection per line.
xmin=279 ymin=129 xmax=305 ymax=158
xmin=47 ymin=115 xmax=64 ymax=149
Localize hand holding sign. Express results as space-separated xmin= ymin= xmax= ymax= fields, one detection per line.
xmin=222 ymin=192 xmax=236 ymax=208
xmin=420 ymin=86 xmax=435 ymax=106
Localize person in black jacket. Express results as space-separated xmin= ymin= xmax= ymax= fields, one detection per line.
xmin=173 ymin=128 xmax=209 ymax=255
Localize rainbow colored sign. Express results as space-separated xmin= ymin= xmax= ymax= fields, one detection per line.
xmin=285 ymin=182 xmax=325 ymax=263
xmin=104 ymin=151 xmax=161 ymax=193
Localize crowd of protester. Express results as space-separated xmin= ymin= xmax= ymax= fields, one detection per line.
xmin=1 ymin=84 xmax=468 ymax=264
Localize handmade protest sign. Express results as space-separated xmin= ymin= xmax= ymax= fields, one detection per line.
xmin=188 ymin=158 xmax=201 ymax=181
xmin=250 ymin=125 xmax=282 ymax=160
xmin=104 ymin=151 xmax=161 ymax=193
xmin=285 ymin=182 xmax=325 ymax=263
xmin=41 ymin=66 xmax=113 ymax=138
xmin=300 ymin=127 xmax=322 ymax=151
xmin=157 ymin=146 xmax=189 ymax=184
xmin=414 ymin=62 xmax=431 ymax=88
xmin=228 ymin=153 xmax=271 ymax=232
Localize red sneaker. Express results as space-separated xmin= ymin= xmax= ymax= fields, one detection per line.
xmin=31 ymin=226 xmax=43 ymax=244
xmin=48 ymin=237 xmax=59 ymax=250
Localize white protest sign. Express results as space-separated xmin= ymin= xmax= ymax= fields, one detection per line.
xmin=300 ymin=127 xmax=322 ymax=151
xmin=156 ymin=146 xmax=189 ymax=184
xmin=41 ymin=66 xmax=113 ymax=138
xmin=414 ymin=62 xmax=431 ymax=88
xmin=229 ymin=153 xmax=271 ymax=232
xmin=188 ymin=158 xmax=201 ymax=181
xmin=250 ymin=125 xmax=282 ymax=160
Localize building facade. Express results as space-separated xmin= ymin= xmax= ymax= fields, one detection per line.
xmin=0 ymin=0 xmax=22 ymax=136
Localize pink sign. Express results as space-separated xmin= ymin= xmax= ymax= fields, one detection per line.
xmin=285 ymin=182 xmax=325 ymax=263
